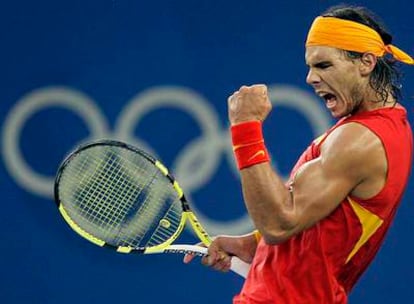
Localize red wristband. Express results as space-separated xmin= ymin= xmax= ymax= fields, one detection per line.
xmin=231 ymin=121 xmax=270 ymax=170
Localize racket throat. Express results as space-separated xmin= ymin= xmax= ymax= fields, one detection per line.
xmin=186 ymin=211 xmax=212 ymax=246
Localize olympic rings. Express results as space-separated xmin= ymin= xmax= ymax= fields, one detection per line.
xmin=1 ymin=84 xmax=332 ymax=234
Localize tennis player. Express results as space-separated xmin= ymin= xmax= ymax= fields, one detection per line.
xmin=185 ymin=4 xmax=413 ymax=303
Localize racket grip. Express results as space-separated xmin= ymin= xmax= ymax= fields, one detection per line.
xmin=196 ymin=247 xmax=250 ymax=278
xmin=168 ymin=245 xmax=251 ymax=278
xmin=230 ymin=256 xmax=251 ymax=278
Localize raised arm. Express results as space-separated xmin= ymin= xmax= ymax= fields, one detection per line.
xmin=228 ymin=85 xmax=387 ymax=244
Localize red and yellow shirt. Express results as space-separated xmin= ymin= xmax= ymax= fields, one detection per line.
xmin=234 ymin=106 xmax=413 ymax=304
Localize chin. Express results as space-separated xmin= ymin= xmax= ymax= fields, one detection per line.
xmin=330 ymin=110 xmax=348 ymax=119
xmin=329 ymin=106 xmax=352 ymax=119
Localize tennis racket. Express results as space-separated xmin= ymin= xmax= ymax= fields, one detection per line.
xmin=54 ymin=139 xmax=250 ymax=278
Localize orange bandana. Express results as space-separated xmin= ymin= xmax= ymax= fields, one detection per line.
xmin=306 ymin=16 xmax=414 ymax=65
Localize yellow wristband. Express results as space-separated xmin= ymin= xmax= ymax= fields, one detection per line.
xmin=253 ymin=230 xmax=262 ymax=243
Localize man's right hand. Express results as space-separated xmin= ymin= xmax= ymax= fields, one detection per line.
xmin=183 ymin=232 xmax=258 ymax=273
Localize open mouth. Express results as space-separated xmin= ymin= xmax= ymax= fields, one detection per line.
xmin=321 ymin=93 xmax=337 ymax=109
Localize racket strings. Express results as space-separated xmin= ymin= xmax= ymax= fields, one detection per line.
xmin=66 ymin=151 xmax=138 ymax=228
xmin=69 ymin=149 xmax=157 ymax=243
xmin=143 ymin=201 xmax=182 ymax=247
xmin=119 ymin=170 xmax=183 ymax=248
xmin=59 ymin=145 xmax=184 ymax=249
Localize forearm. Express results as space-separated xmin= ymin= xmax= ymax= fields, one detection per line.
xmin=240 ymin=162 xmax=295 ymax=244
xmin=227 ymin=85 xmax=298 ymax=243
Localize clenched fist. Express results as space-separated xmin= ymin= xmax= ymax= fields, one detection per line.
xmin=227 ymin=84 xmax=272 ymax=125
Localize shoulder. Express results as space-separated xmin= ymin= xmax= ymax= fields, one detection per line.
xmin=320 ymin=122 xmax=386 ymax=180
xmin=323 ymin=121 xmax=383 ymax=155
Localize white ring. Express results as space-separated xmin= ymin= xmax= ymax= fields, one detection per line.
xmin=1 ymin=86 xmax=109 ymax=197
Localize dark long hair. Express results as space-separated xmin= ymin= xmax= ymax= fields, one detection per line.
xmin=322 ymin=5 xmax=402 ymax=104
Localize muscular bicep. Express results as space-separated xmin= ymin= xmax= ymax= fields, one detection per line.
xmin=289 ymin=155 xmax=357 ymax=232
xmin=287 ymin=123 xmax=384 ymax=235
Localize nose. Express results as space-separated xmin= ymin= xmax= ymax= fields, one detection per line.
xmin=306 ymin=68 xmax=321 ymax=86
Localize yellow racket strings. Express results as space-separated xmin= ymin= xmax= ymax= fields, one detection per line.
xmin=59 ymin=145 xmax=184 ymax=249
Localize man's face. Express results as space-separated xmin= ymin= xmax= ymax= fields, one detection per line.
xmin=305 ymin=46 xmax=366 ymax=118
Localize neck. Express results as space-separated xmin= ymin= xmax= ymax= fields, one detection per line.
xmin=356 ymin=86 xmax=396 ymax=113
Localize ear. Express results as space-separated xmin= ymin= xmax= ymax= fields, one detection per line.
xmin=359 ymin=52 xmax=377 ymax=76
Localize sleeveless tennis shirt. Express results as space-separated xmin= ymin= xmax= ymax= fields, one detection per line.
xmin=233 ymin=106 xmax=413 ymax=304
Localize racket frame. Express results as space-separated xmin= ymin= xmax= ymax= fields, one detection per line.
xmin=54 ymin=140 xmax=212 ymax=255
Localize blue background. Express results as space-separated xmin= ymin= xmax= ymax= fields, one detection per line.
xmin=1 ymin=0 xmax=413 ymax=303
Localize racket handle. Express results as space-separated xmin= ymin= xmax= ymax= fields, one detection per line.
xmin=195 ymin=246 xmax=251 ymax=278
xmin=167 ymin=245 xmax=251 ymax=278
xmin=230 ymin=256 xmax=250 ymax=278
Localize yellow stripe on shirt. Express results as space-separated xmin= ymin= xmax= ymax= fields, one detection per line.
xmin=346 ymin=197 xmax=384 ymax=263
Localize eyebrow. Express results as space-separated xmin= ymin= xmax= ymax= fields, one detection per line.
xmin=306 ymin=60 xmax=332 ymax=68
